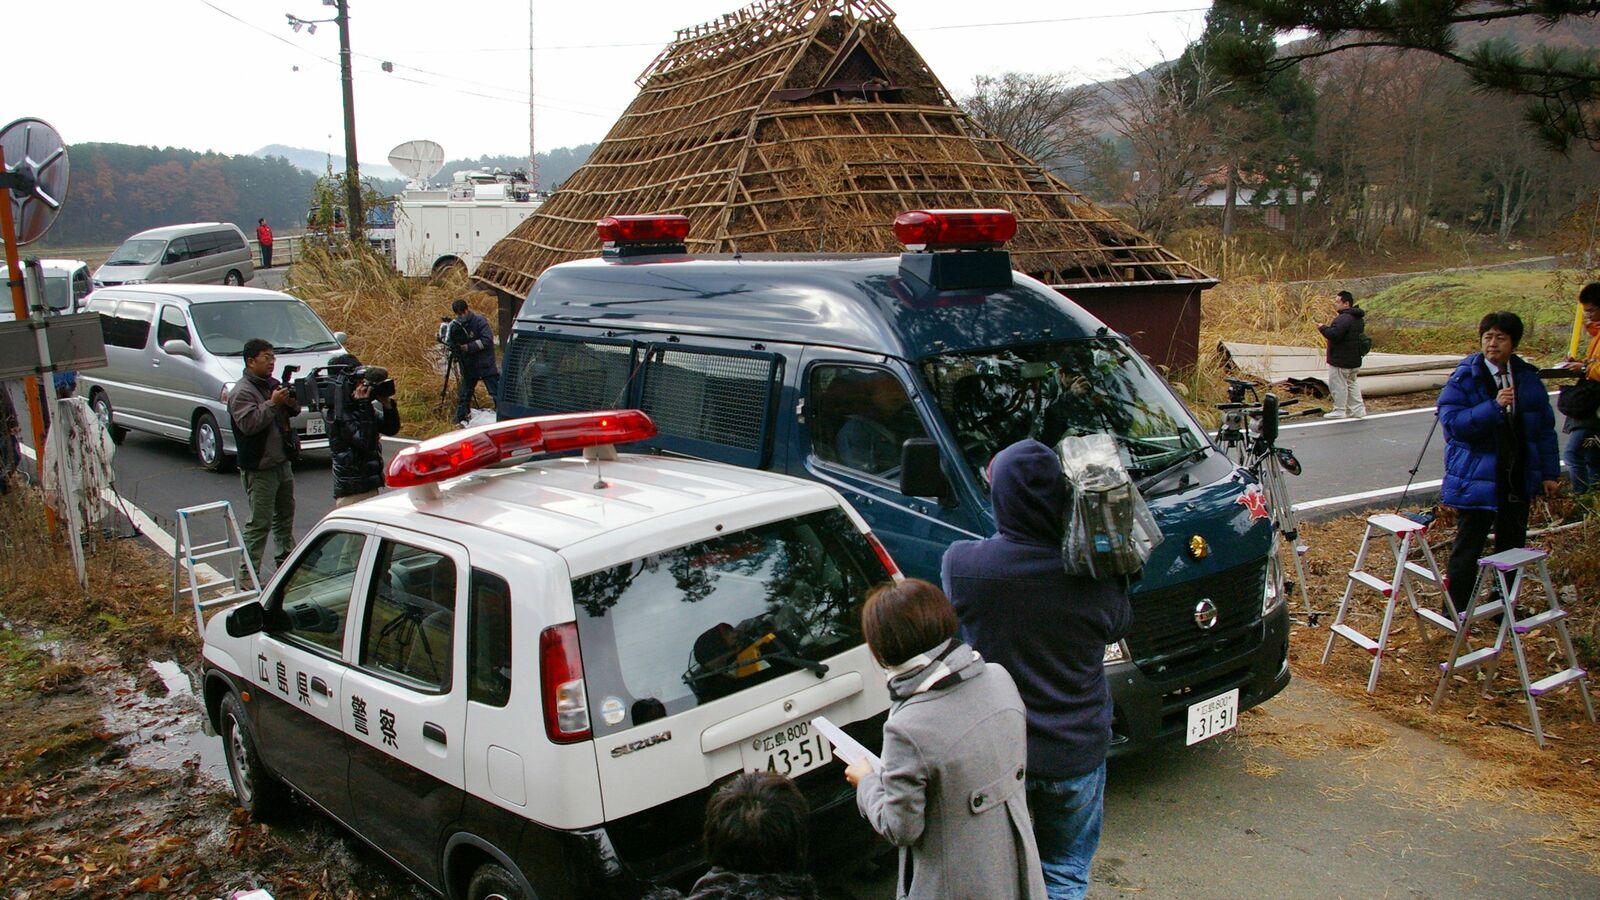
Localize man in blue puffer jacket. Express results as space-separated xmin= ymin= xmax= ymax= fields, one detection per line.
xmin=1438 ymin=311 xmax=1561 ymax=616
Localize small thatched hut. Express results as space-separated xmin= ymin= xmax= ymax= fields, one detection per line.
xmin=473 ymin=0 xmax=1213 ymax=369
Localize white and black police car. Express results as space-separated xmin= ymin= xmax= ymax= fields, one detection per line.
xmin=201 ymin=410 xmax=897 ymax=898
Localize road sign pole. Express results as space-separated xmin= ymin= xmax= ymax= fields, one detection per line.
xmin=0 ymin=146 xmax=54 ymax=512
xmin=21 ymin=260 xmax=87 ymax=585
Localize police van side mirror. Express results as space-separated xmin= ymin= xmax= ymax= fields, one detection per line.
xmin=899 ymin=438 xmax=952 ymax=500
xmin=225 ymin=601 xmax=265 ymax=637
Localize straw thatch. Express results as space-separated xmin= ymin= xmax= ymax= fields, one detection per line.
xmin=472 ymin=0 xmax=1208 ymax=303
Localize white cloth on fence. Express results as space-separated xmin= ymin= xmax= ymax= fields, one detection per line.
xmin=42 ymin=396 xmax=117 ymax=526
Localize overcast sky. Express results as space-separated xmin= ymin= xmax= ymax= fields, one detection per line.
xmin=25 ymin=1 xmax=1211 ymax=167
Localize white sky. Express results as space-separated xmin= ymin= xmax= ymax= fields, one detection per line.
xmin=23 ymin=1 xmax=1211 ymax=167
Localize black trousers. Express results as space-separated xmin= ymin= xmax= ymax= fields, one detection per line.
xmin=1445 ymin=498 xmax=1529 ymax=613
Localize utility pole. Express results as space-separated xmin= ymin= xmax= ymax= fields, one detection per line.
xmin=290 ymin=1 xmax=363 ymax=244
xmin=528 ymin=0 xmax=539 ymax=191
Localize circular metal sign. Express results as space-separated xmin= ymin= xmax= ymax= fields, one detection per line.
xmin=0 ymin=117 xmax=69 ymax=246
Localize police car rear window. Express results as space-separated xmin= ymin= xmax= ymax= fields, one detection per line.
xmin=571 ymin=508 xmax=885 ymax=734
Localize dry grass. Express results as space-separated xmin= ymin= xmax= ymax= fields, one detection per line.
xmin=284 ymin=244 xmax=502 ymax=438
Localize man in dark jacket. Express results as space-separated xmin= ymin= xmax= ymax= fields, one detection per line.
xmin=942 ymin=439 xmax=1133 ymax=900
xmin=1317 ymin=289 xmax=1367 ymax=419
xmin=326 ymin=353 xmax=400 ymax=507
xmin=449 ymin=298 xmax=500 ymax=426
xmin=227 ymin=338 xmax=299 ymax=574
xmin=1438 ymin=311 xmax=1561 ymax=616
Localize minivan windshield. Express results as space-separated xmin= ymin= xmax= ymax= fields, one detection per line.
xmin=572 ymin=508 xmax=887 ymax=734
xmin=189 ymin=300 xmax=339 ymax=356
xmin=921 ymin=338 xmax=1208 ymax=488
xmin=104 ymin=239 xmax=167 ymax=266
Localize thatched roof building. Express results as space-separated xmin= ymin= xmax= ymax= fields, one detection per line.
xmin=474 ymin=0 xmax=1213 ymax=369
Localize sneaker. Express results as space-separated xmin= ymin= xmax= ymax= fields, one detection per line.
xmin=1323 ymin=410 xmax=1347 ymax=419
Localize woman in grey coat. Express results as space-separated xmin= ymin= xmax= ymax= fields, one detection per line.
xmin=845 ymin=579 xmax=1046 ymax=900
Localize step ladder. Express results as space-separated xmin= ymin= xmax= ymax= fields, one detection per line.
xmin=1430 ymin=546 xmax=1596 ymax=748
xmin=172 ymin=501 xmax=260 ymax=634
xmin=1322 ymin=513 xmax=1458 ymax=692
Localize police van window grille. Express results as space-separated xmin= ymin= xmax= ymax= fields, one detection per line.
xmin=502 ymin=337 xmax=636 ymax=413
xmin=640 ymin=349 xmax=772 ymax=452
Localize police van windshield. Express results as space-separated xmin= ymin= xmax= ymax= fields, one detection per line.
xmin=190 ymin=300 xmax=340 ymax=355
xmin=571 ymin=508 xmax=887 ymax=735
xmin=922 ymin=338 xmax=1208 ymax=488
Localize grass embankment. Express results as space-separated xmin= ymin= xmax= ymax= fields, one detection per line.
xmin=285 ymin=244 xmax=501 ymax=439
xmin=1363 ymin=269 xmax=1585 ymax=361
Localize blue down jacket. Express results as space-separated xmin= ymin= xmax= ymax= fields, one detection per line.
xmin=1438 ymin=352 xmax=1560 ymax=511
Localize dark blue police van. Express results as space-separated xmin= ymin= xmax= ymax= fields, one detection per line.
xmin=496 ymin=210 xmax=1290 ymax=753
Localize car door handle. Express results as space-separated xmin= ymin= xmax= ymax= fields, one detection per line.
xmin=423 ymin=722 xmax=447 ymax=746
xmin=310 ymin=676 xmax=330 ymax=697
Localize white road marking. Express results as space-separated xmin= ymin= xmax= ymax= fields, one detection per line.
xmin=1292 ymin=479 xmax=1444 ymax=513
xmin=1278 ymin=390 xmax=1560 ymax=432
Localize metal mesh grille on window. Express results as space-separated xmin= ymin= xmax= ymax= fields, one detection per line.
xmin=640 ymin=349 xmax=772 ymax=452
xmin=502 ymin=337 xmax=636 ymax=413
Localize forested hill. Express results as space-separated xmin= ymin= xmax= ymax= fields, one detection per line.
xmin=37 ymin=144 xmax=318 ymax=249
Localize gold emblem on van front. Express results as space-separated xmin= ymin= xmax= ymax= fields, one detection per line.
xmin=1188 ymin=535 xmax=1209 ymax=559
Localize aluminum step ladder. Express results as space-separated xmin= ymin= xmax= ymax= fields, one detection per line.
xmin=1430 ymin=546 xmax=1596 ymax=747
xmin=1321 ymin=513 xmax=1458 ymax=692
xmin=172 ymin=501 xmax=260 ymax=634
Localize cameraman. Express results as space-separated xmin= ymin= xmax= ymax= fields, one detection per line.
xmin=449 ymin=298 xmax=500 ymax=427
xmin=326 ymin=353 xmax=401 ymax=507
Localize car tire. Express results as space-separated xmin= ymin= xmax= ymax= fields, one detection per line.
xmin=90 ymin=390 xmax=127 ymax=444
xmin=467 ymin=862 xmax=527 ymax=900
xmin=221 ymin=692 xmax=288 ymax=821
xmin=194 ymin=411 xmax=235 ymax=473
xmin=224 ymin=270 xmax=245 ymax=286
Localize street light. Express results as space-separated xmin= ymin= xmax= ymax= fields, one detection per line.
xmin=287 ymin=2 xmax=362 ymax=245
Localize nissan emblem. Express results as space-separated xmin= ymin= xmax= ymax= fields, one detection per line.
xmin=1194 ymin=598 xmax=1219 ymax=630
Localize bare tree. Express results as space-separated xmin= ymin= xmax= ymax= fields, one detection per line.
xmin=962 ymin=72 xmax=1102 ymax=179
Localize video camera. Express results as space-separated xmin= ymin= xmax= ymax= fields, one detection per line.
xmin=284 ymin=362 xmax=395 ymax=418
xmin=437 ymin=316 xmax=468 ymax=350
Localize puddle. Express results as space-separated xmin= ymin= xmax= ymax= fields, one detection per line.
xmin=102 ymin=659 xmax=228 ymax=783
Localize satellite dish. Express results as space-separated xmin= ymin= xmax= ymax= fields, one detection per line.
xmin=1 ymin=117 xmax=69 ymax=246
xmin=387 ymin=140 xmax=445 ymax=188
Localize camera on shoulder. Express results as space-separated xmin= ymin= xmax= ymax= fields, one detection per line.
xmin=289 ymin=362 xmax=396 ymax=416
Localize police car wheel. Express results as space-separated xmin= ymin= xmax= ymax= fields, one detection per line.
xmin=221 ymin=693 xmax=288 ymax=820
xmin=466 ymin=862 xmax=525 ymax=900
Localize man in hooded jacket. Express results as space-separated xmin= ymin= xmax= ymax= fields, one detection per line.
xmin=942 ymin=439 xmax=1133 ymax=900
xmin=1318 ymin=290 xmax=1368 ymax=419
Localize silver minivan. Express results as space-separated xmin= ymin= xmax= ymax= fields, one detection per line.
xmin=78 ymin=285 xmax=347 ymax=471
xmin=94 ymin=223 xmax=255 ymax=288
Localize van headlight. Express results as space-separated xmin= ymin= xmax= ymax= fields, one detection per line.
xmin=1103 ymin=641 xmax=1128 ymax=664
xmin=1262 ymin=557 xmax=1284 ymax=616
xmin=221 ymin=381 xmax=236 ymax=403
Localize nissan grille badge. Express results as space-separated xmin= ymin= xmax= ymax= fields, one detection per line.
xmin=1194 ymin=599 xmax=1219 ymax=630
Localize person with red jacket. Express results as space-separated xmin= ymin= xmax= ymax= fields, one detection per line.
xmin=256 ymin=218 xmax=274 ymax=269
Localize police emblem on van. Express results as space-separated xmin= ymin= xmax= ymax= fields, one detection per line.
xmin=612 ymin=730 xmax=673 ymax=758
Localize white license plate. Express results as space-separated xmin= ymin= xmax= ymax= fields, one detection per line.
xmin=1185 ymin=688 xmax=1240 ymax=746
xmin=304 ymin=416 xmax=326 ymax=436
xmin=740 ymin=720 xmax=833 ymax=778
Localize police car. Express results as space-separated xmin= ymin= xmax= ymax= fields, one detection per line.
xmin=201 ymin=410 xmax=897 ymax=898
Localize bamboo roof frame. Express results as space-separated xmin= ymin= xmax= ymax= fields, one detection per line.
xmin=473 ymin=0 xmax=1210 ymax=301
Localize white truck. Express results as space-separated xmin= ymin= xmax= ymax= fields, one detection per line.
xmin=392 ymin=170 xmax=544 ymax=278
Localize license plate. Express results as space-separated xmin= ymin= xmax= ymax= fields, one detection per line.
xmin=1185 ymin=688 xmax=1240 ymax=746
xmin=304 ymin=416 xmax=326 ymax=436
xmin=740 ymin=720 xmax=832 ymax=778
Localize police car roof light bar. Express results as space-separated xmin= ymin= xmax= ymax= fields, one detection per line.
xmin=893 ymin=209 xmax=1016 ymax=251
xmin=385 ymin=410 xmax=658 ymax=488
xmin=596 ymin=214 xmax=691 ymax=245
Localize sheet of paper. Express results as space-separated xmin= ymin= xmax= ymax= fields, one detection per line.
xmin=811 ymin=715 xmax=882 ymax=769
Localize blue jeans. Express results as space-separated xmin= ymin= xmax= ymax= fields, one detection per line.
xmin=1027 ymin=762 xmax=1106 ymax=900
xmin=1566 ymin=425 xmax=1599 ymax=496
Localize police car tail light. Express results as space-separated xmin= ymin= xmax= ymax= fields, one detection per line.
xmin=865 ymin=532 xmax=900 ymax=578
xmin=892 ymin=209 xmax=1016 ymax=250
xmin=540 ymin=622 xmax=591 ymax=743
xmin=385 ymin=411 xmax=657 ymax=488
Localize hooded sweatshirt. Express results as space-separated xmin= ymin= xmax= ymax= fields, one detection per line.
xmin=941 ymin=439 xmax=1133 ymax=779
xmin=1318 ymin=305 xmax=1366 ymax=369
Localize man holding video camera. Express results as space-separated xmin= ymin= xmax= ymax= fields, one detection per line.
xmin=228 ymin=338 xmax=300 ymax=575
xmin=447 ymin=298 xmax=500 ymax=427
xmin=326 ymin=353 xmax=401 ymax=507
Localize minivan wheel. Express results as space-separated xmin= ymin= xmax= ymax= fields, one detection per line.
xmin=221 ymin=692 xmax=288 ymax=820
xmin=224 ymin=270 xmax=245 ymax=286
xmin=467 ymin=862 xmax=526 ymax=900
xmin=91 ymin=391 xmax=127 ymax=444
xmin=194 ymin=412 xmax=234 ymax=473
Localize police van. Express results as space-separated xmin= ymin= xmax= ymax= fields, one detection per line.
xmin=497 ymin=210 xmax=1291 ymax=755
xmin=201 ymin=411 xmax=896 ymax=898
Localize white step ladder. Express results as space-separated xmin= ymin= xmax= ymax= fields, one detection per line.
xmin=1430 ymin=546 xmax=1596 ymax=748
xmin=1321 ymin=513 xmax=1458 ymax=692
xmin=172 ymin=501 xmax=260 ymax=634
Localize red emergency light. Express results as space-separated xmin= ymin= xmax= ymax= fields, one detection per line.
xmin=385 ymin=410 xmax=658 ymax=488
xmin=596 ymin=214 xmax=691 ymax=245
xmin=893 ymin=209 xmax=1016 ymax=250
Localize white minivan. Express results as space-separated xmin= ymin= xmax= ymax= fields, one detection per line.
xmin=78 ymin=285 xmax=347 ymax=471
xmin=201 ymin=412 xmax=896 ymax=899
xmin=93 ymin=222 xmax=254 ymax=288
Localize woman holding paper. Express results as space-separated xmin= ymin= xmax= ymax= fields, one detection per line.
xmin=844 ymin=579 xmax=1046 ymax=900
